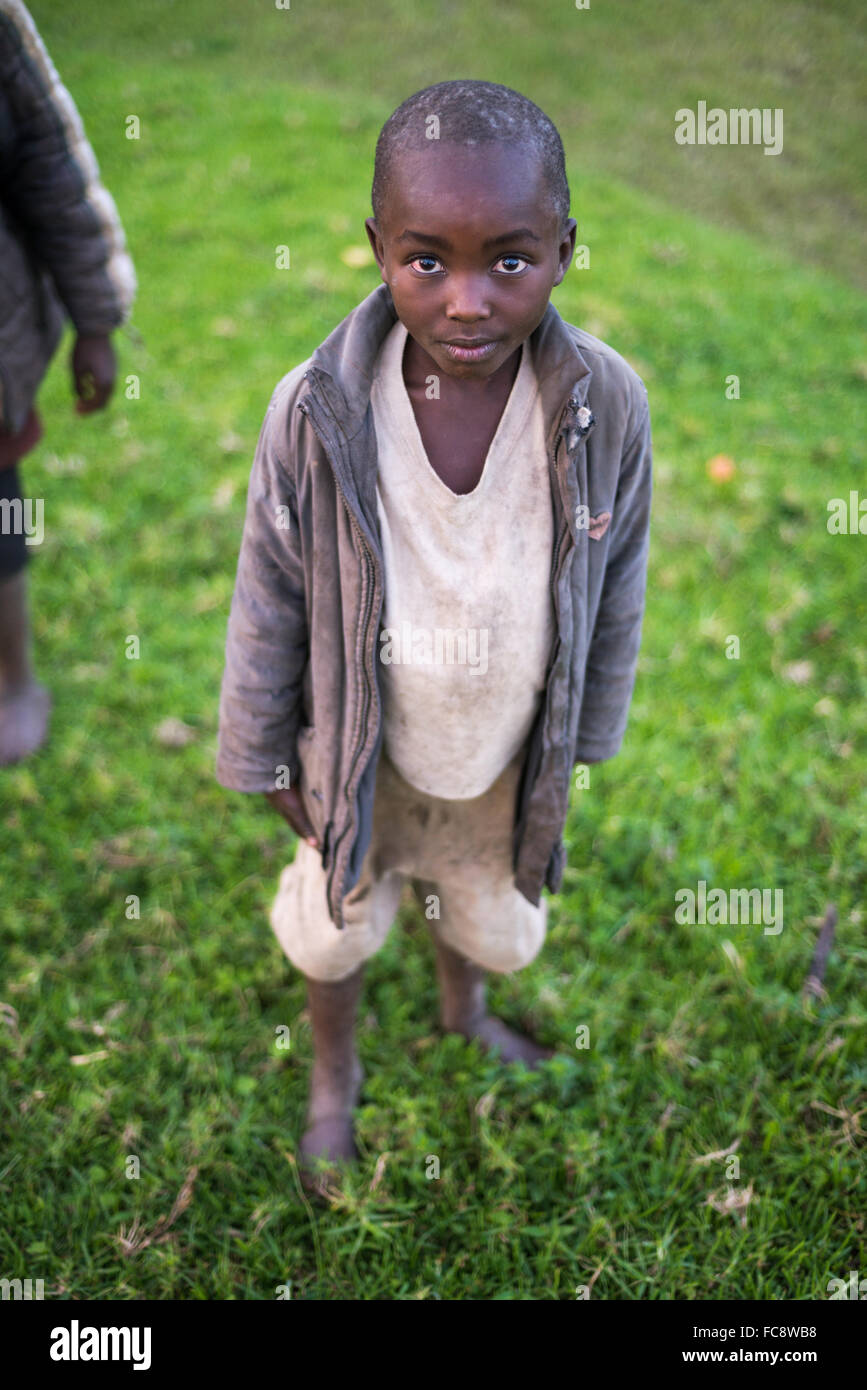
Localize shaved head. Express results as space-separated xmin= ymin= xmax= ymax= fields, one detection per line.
xmin=372 ymin=80 xmax=571 ymax=236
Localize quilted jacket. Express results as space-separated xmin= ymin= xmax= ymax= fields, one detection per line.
xmin=0 ymin=0 xmax=136 ymax=434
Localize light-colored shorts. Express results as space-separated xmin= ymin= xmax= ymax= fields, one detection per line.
xmin=269 ymin=746 xmax=547 ymax=982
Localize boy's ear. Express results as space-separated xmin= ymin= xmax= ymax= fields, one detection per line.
xmin=364 ymin=217 xmax=388 ymax=280
xmin=552 ymin=217 xmax=578 ymax=288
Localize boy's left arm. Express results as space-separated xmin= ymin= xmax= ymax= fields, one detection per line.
xmin=574 ymin=396 xmax=652 ymax=765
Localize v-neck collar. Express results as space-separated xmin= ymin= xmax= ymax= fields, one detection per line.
xmin=373 ymin=318 xmax=537 ymax=506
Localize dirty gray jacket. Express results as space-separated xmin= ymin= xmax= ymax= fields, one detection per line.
xmin=216 ymin=281 xmax=652 ymax=930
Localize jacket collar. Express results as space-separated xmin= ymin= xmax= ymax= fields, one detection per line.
xmin=299 ymin=282 xmax=595 ymax=550
xmin=304 ymin=280 xmax=594 ymax=451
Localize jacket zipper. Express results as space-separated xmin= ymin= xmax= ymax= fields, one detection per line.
xmin=547 ymin=421 xmax=570 ymax=673
xmin=327 ymin=501 xmax=378 ymax=913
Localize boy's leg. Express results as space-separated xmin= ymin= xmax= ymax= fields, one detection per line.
xmin=416 ymin=882 xmax=552 ymax=1066
xmin=405 ymin=749 xmax=554 ymax=1067
xmin=270 ymin=838 xmax=404 ymax=1171
xmin=301 ymin=965 xmax=365 ymax=1164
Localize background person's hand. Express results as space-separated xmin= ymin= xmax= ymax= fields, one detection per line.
xmin=263 ymin=785 xmax=319 ymax=848
xmin=71 ymin=332 xmax=116 ymax=413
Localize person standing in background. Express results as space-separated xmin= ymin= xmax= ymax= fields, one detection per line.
xmin=0 ymin=0 xmax=136 ymax=764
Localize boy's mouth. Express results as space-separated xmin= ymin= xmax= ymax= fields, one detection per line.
xmin=440 ymin=338 xmax=499 ymax=364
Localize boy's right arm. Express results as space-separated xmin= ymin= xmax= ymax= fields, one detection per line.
xmin=216 ymin=385 xmax=315 ymax=842
xmin=263 ymin=785 xmax=318 ymax=848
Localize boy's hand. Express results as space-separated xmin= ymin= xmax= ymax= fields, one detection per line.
xmin=263 ymin=786 xmax=319 ymax=848
xmin=71 ymin=333 xmax=117 ymax=414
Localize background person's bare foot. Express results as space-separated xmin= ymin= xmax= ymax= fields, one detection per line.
xmin=0 ymin=680 xmax=51 ymax=765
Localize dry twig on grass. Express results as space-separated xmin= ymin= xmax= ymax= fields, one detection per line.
xmin=803 ymin=904 xmax=838 ymax=1001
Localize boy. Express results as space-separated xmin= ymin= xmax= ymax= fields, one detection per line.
xmin=216 ymin=80 xmax=652 ymax=1178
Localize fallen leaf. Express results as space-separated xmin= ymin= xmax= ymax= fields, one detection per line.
xmin=70 ymin=1049 xmax=110 ymax=1065
xmin=475 ymin=1090 xmax=497 ymax=1120
xmin=218 ymin=430 xmax=245 ymax=455
xmin=369 ymin=1152 xmax=390 ymax=1193
xmin=154 ymin=717 xmax=197 ymax=748
xmin=706 ymin=1181 xmax=755 ymax=1226
xmin=212 ymin=478 xmax=236 ymax=509
xmin=0 ymin=1002 xmax=20 ymax=1040
xmin=694 ymin=1137 xmax=740 ymax=1165
xmin=706 ymin=454 xmax=736 ymax=483
xmin=657 ymin=1101 xmax=676 ymax=1133
xmin=782 ymin=660 xmax=814 ymax=685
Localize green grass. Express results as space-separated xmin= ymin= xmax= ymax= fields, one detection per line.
xmin=36 ymin=0 xmax=867 ymax=290
xmin=0 ymin=2 xmax=864 ymax=1300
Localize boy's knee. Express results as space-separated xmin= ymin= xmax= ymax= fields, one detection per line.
xmin=442 ymin=891 xmax=548 ymax=974
xmin=269 ymin=884 xmax=359 ymax=983
xmin=269 ymin=854 xmax=399 ymax=982
xmin=269 ymin=858 xmax=346 ymax=981
xmin=479 ymin=922 xmax=546 ymax=974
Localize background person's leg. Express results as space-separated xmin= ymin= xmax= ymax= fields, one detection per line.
xmin=0 ymin=465 xmax=51 ymax=765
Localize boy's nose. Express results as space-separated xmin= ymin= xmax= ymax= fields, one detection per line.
xmin=444 ymin=275 xmax=494 ymax=320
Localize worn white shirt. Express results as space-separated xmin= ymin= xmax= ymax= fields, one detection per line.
xmin=371 ymin=319 xmax=555 ymax=799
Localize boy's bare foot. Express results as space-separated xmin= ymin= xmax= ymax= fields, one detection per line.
xmin=297 ymin=968 xmax=365 ymax=1188
xmin=300 ymin=1052 xmax=364 ymax=1167
xmin=465 ymin=1015 xmax=554 ymax=1067
xmin=0 ymin=679 xmax=51 ymax=765
xmin=432 ymin=931 xmax=553 ymax=1068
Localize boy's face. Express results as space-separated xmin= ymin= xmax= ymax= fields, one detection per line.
xmin=365 ymin=142 xmax=576 ymax=381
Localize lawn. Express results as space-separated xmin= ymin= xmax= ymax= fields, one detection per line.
xmin=0 ymin=0 xmax=864 ymax=1299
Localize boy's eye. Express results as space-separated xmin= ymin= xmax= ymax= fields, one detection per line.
xmin=494 ymin=255 xmax=529 ymax=274
xmin=408 ymin=255 xmax=442 ymax=275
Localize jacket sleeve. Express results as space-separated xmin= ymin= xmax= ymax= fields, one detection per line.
xmin=0 ymin=0 xmax=136 ymax=335
xmin=574 ymin=396 xmax=652 ymax=764
xmin=216 ymin=389 xmax=309 ymax=794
